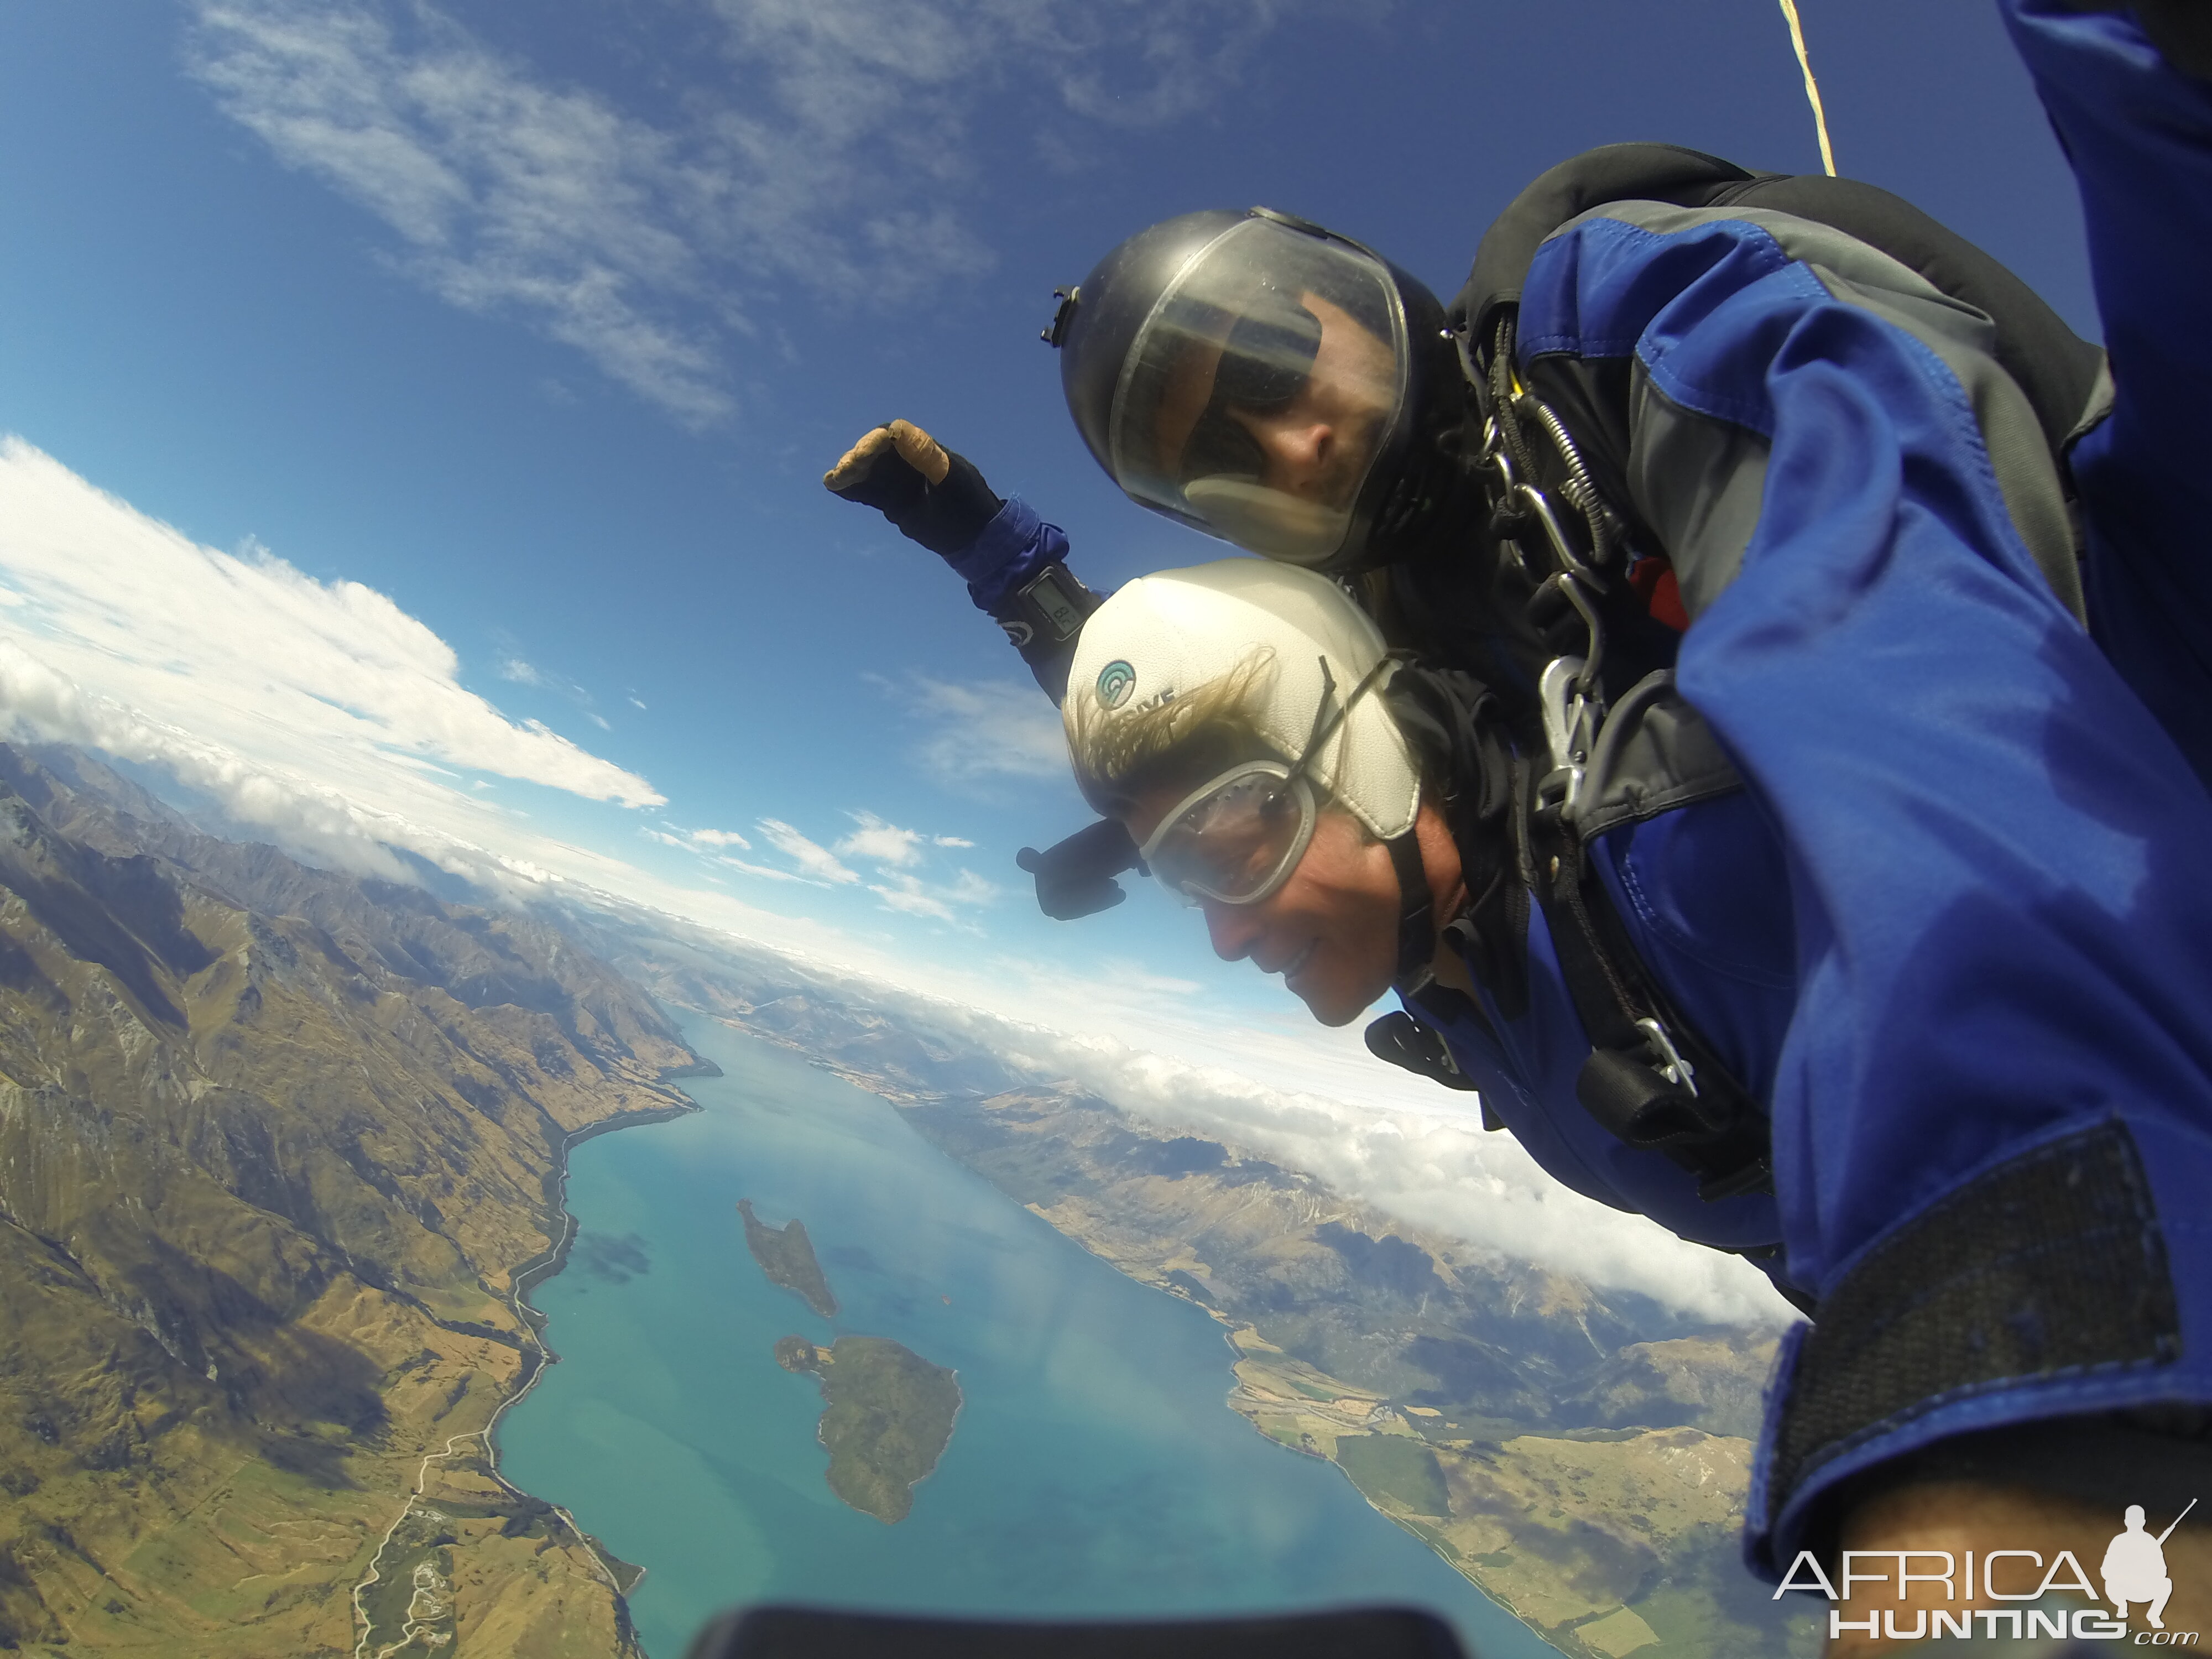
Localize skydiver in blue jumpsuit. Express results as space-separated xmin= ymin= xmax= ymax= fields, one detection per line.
xmin=829 ymin=0 xmax=2212 ymax=1632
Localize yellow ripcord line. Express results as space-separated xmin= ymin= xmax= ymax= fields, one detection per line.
xmin=1777 ymin=0 xmax=1839 ymax=176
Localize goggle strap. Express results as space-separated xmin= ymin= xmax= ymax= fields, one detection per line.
xmin=1281 ymin=652 xmax=1401 ymax=794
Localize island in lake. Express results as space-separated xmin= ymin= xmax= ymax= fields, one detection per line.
xmin=774 ymin=1335 xmax=963 ymax=1524
xmin=738 ymin=1197 xmax=839 ymax=1316
xmin=740 ymin=1199 xmax=960 ymax=1522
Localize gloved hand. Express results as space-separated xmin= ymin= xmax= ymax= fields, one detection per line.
xmin=1015 ymin=817 xmax=1141 ymax=920
xmin=823 ymin=420 xmax=1004 ymax=558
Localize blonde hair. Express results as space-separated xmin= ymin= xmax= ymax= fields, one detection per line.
xmin=1066 ymin=648 xmax=1283 ymax=813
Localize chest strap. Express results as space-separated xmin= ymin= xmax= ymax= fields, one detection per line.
xmin=1520 ymin=763 xmax=1773 ymax=1202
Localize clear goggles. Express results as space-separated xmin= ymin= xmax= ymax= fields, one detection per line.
xmin=1136 ymin=655 xmax=1394 ymax=907
xmin=1107 ymin=217 xmax=1408 ymax=567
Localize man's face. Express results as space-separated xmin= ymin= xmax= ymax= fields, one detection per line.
xmin=1153 ymin=293 xmax=1398 ymax=513
xmin=1123 ymin=785 xmax=1400 ymax=1027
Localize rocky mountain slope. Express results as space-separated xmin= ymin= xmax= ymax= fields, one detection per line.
xmin=580 ymin=914 xmax=1819 ymax=1659
xmin=0 ymin=745 xmax=706 ymax=1657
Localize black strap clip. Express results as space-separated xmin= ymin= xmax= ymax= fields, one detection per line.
xmin=1365 ymin=1010 xmax=1477 ymax=1093
xmin=1577 ymin=1028 xmax=1771 ymax=1201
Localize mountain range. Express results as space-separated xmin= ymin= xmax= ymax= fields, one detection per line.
xmin=0 ymin=745 xmax=705 ymax=1655
xmin=0 ymin=744 xmax=1814 ymax=1657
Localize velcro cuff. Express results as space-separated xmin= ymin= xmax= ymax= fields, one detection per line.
xmin=1751 ymin=1118 xmax=2185 ymax=1574
xmin=950 ymin=497 xmax=1053 ymax=605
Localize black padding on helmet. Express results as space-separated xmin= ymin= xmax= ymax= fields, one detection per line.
xmin=1456 ymin=144 xmax=1766 ymax=362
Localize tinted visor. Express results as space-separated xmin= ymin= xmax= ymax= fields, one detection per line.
xmin=1108 ymin=218 xmax=1408 ymax=567
xmin=1139 ymin=764 xmax=1317 ymax=907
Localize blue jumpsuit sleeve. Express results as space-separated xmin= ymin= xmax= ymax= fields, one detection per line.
xmin=1519 ymin=206 xmax=2212 ymax=1578
xmin=947 ymin=496 xmax=1070 ymax=611
xmin=943 ymin=497 xmax=1094 ymax=702
xmin=2002 ymin=0 xmax=2212 ymax=787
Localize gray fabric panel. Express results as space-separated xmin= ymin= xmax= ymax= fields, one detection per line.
xmin=1625 ymin=367 xmax=1771 ymax=624
xmin=1574 ymin=670 xmax=1745 ymax=838
xmin=1557 ymin=200 xmax=2089 ymax=624
xmin=1809 ymin=266 xmax=2087 ymax=623
xmin=2067 ymin=353 xmax=2117 ymax=456
xmin=1554 ymin=199 xmax=1969 ymax=311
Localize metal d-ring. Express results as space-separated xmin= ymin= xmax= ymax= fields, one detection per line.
xmin=1514 ymin=483 xmax=1598 ymax=586
xmin=1543 ymin=571 xmax=1606 ymax=693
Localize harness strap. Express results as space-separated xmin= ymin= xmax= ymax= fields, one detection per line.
xmin=1522 ymin=775 xmax=1775 ymax=1202
xmin=1385 ymin=828 xmax=1434 ymax=994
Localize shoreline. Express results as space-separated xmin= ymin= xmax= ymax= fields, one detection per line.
xmin=349 ymin=1082 xmax=703 ymax=1656
xmin=483 ymin=1089 xmax=706 ymax=1600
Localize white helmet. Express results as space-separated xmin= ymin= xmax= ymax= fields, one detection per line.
xmin=1063 ymin=558 xmax=1421 ymax=839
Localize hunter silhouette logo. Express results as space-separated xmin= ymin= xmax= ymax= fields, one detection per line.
xmin=2106 ymin=1500 xmax=2197 ymax=1631
xmin=1775 ymin=1499 xmax=2201 ymax=1644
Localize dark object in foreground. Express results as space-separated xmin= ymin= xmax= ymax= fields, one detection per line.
xmin=1015 ymin=816 xmax=1141 ymax=920
xmin=687 ymin=1605 xmax=1469 ymax=1659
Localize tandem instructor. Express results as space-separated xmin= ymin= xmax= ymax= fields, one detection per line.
xmin=827 ymin=0 xmax=2212 ymax=1644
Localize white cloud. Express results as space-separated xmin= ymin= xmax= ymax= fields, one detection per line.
xmin=834 ymin=811 xmax=980 ymax=867
xmin=867 ymin=865 xmax=1000 ymax=923
xmin=835 ymin=808 xmax=926 ymax=868
xmin=899 ymin=998 xmax=1790 ymax=1325
xmin=755 ymin=817 xmax=860 ymax=884
xmin=650 ymin=823 xmax=755 ymax=854
xmin=900 ymin=675 xmax=1072 ymax=782
xmin=825 ymin=810 xmax=999 ymax=920
xmin=872 ymin=880 xmax=959 ymax=923
xmin=717 ymin=853 xmax=812 ymax=885
xmin=604 ymin=905 xmax=1797 ymax=1327
xmin=0 ymin=440 xmax=1792 ymax=1328
xmin=188 ymin=2 xmax=735 ymax=422
xmin=0 ymin=441 xmax=659 ymax=851
xmin=183 ymin=0 xmax=1313 ymax=422
xmin=493 ymin=638 xmax=614 ymax=727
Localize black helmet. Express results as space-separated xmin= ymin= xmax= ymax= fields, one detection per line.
xmin=1045 ymin=208 xmax=1468 ymax=573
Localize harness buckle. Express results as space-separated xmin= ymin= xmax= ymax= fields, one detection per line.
xmin=1537 ymin=654 xmax=1605 ymax=822
xmin=1635 ymin=1016 xmax=1699 ymax=1099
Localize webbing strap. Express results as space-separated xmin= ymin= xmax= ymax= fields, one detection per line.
xmin=1522 ymin=786 xmax=1773 ymax=1201
xmin=1386 ymin=829 xmax=1435 ymax=993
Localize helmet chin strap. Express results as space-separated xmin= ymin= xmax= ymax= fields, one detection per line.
xmin=1385 ymin=828 xmax=1435 ymax=994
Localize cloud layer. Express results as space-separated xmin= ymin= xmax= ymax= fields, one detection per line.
xmin=633 ymin=913 xmax=1799 ymax=1327
xmin=0 ymin=437 xmax=655 ymax=886
xmin=0 ymin=434 xmax=1792 ymax=1326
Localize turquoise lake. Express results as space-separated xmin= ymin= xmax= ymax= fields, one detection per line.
xmin=495 ymin=1011 xmax=1561 ymax=1659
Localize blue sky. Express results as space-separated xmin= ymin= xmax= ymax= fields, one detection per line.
xmin=0 ymin=1 xmax=2094 ymax=1316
